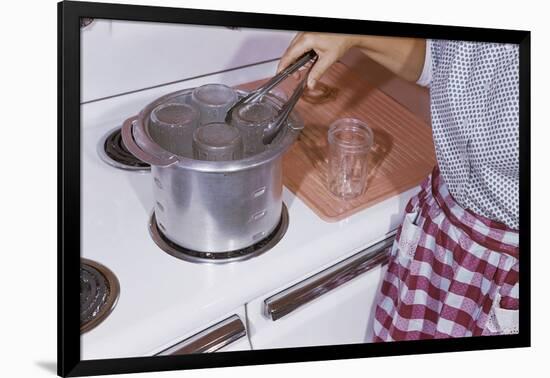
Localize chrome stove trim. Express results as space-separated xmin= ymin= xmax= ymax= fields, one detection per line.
xmin=156 ymin=315 xmax=246 ymax=355
xmin=263 ymin=231 xmax=396 ymax=321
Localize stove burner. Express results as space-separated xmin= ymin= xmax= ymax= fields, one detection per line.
xmin=98 ymin=127 xmax=150 ymax=171
xmin=80 ymin=259 xmax=120 ymax=333
xmin=149 ymin=204 xmax=289 ymax=264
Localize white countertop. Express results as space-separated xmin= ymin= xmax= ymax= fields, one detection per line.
xmin=80 ymin=61 xmax=418 ymax=360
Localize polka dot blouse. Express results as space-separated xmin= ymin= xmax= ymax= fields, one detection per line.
xmin=417 ymin=40 xmax=519 ymax=230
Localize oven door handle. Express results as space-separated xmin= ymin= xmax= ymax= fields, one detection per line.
xmin=263 ymin=233 xmax=396 ymax=321
xmin=156 ymin=315 xmax=246 ymax=355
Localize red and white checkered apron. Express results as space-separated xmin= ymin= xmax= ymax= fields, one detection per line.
xmin=372 ymin=167 xmax=519 ymax=341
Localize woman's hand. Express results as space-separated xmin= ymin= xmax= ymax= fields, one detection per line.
xmin=277 ymin=32 xmax=360 ymax=89
xmin=277 ymin=32 xmax=426 ymax=87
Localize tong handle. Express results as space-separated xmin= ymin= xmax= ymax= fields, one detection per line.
xmin=261 ymin=79 xmax=307 ymax=145
xmin=262 ymin=50 xmax=318 ymax=146
xmin=247 ymin=50 xmax=318 ymax=104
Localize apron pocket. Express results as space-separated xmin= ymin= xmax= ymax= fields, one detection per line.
xmin=485 ymin=293 xmax=519 ymax=335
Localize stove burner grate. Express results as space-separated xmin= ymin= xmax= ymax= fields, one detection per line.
xmin=149 ymin=204 xmax=289 ymax=264
xmin=80 ymin=259 xmax=120 ymax=333
xmin=98 ymin=127 xmax=150 ymax=171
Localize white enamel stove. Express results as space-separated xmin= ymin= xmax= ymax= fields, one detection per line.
xmin=79 ymin=18 xmax=418 ymax=359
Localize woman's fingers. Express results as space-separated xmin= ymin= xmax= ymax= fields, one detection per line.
xmin=277 ymin=32 xmax=355 ymax=88
xmin=287 ymin=32 xmax=303 ymax=49
xmin=306 ymin=52 xmax=337 ymax=89
xmin=277 ymin=34 xmax=312 ymax=73
xmin=276 ymin=33 xmax=304 ymax=72
xmin=277 ymin=46 xmax=308 ymax=73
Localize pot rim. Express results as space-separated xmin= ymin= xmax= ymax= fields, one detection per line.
xmin=133 ymin=88 xmax=303 ymax=173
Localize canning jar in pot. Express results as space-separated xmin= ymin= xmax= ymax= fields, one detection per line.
xmin=191 ymin=84 xmax=238 ymax=125
xmin=192 ymin=122 xmax=244 ymax=161
xmin=230 ymin=101 xmax=278 ymax=157
xmin=148 ymin=102 xmax=199 ymax=157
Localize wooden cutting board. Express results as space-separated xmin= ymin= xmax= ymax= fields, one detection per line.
xmin=237 ymin=62 xmax=436 ymax=222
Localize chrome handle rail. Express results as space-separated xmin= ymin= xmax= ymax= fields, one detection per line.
xmin=156 ymin=315 xmax=246 ymax=355
xmin=264 ymin=232 xmax=396 ymax=321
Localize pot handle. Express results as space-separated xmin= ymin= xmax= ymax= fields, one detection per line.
xmin=121 ymin=116 xmax=179 ymax=167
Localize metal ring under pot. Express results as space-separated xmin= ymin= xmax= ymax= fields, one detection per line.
xmin=149 ymin=203 xmax=289 ymax=264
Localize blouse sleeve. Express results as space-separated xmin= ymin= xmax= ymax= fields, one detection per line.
xmin=416 ymin=39 xmax=433 ymax=87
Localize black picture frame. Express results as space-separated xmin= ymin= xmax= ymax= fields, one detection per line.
xmin=58 ymin=1 xmax=531 ymax=376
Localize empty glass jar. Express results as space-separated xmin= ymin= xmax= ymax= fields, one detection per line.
xmin=149 ymin=102 xmax=199 ymax=157
xmin=327 ymin=118 xmax=374 ymax=199
xmin=192 ymin=123 xmax=244 ymax=161
xmin=191 ymin=84 xmax=238 ymax=125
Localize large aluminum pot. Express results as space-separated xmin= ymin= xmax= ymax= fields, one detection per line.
xmin=121 ymin=88 xmax=302 ymax=252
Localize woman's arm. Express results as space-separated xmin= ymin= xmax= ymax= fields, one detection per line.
xmin=277 ymin=32 xmax=426 ymax=89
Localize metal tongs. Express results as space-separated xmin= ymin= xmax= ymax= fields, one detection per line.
xmin=225 ymin=50 xmax=318 ymax=145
